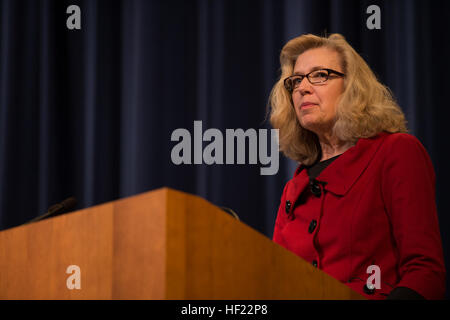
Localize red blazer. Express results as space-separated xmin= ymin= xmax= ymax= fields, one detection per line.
xmin=273 ymin=132 xmax=446 ymax=299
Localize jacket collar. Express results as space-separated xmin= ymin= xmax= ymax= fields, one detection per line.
xmin=291 ymin=132 xmax=389 ymax=196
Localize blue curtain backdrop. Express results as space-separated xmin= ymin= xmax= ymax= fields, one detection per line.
xmin=1 ymin=0 xmax=449 ymax=297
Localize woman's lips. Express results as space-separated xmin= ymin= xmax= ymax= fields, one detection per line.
xmin=300 ymin=103 xmax=317 ymax=110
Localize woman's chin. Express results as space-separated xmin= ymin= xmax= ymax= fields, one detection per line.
xmin=299 ymin=116 xmax=319 ymax=130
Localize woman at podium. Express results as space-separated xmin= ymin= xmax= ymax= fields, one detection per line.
xmin=270 ymin=33 xmax=446 ymax=300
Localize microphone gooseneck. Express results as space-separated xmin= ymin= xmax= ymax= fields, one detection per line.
xmin=25 ymin=197 xmax=77 ymax=224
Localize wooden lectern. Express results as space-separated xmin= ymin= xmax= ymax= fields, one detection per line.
xmin=0 ymin=188 xmax=364 ymax=300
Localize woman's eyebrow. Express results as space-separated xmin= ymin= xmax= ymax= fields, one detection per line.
xmin=292 ymin=66 xmax=326 ymax=75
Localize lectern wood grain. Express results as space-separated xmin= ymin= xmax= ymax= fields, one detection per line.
xmin=0 ymin=188 xmax=364 ymax=299
xmin=0 ymin=204 xmax=114 ymax=299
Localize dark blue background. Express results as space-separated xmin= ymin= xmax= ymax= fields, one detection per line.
xmin=1 ymin=0 xmax=449 ymax=297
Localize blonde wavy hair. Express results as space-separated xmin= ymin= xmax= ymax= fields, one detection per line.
xmin=269 ymin=33 xmax=407 ymax=165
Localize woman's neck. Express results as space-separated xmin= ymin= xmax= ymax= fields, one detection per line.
xmin=318 ymin=134 xmax=354 ymax=161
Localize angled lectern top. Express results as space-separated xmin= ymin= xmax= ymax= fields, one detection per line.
xmin=0 ymin=188 xmax=364 ymax=300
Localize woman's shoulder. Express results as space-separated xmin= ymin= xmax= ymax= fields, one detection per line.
xmin=380 ymin=132 xmax=420 ymax=142
xmin=375 ymin=132 xmax=433 ymax=170
xmin=377 ymin=132 xmax=427 ymax=152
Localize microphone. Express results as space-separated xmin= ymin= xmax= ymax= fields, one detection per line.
xmin=25 ymin=197 xmax=77 ymax=224
xmin=309 ymin=179 xmax=326 ymax=197
xmin=220 ymin=206 xmax=240 ymax=221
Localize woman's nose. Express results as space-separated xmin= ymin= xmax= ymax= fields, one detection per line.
xmin=297 ymin=77 xmax=313 ymax=95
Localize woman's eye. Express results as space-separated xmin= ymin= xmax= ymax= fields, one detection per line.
xmin=293 ymin=77 xmax=303 ymax=85
xmin=313 ymin=71 xmax=328 ymax=78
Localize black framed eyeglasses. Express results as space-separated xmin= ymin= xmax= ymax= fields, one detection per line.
xmin=283 ymin=68 xmax=345 ymax=93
